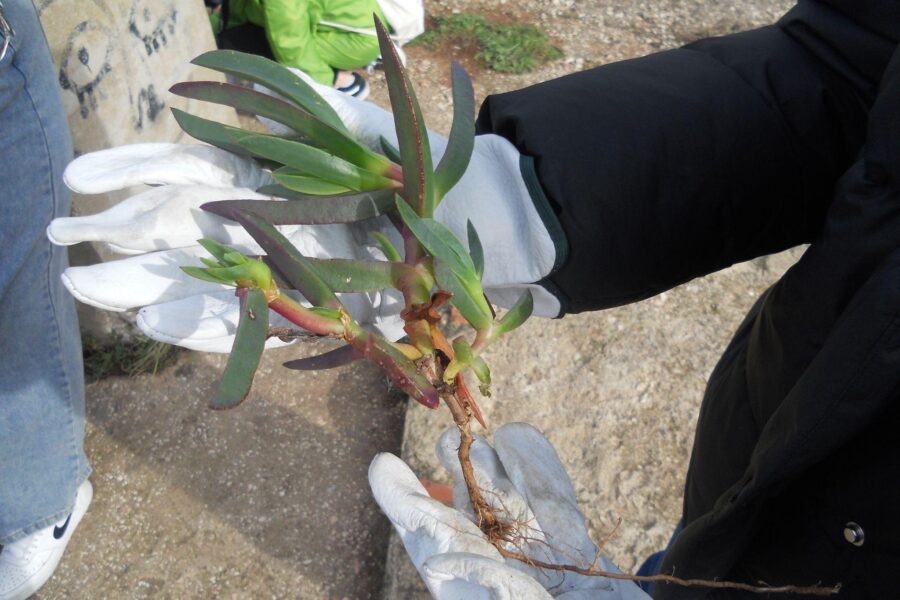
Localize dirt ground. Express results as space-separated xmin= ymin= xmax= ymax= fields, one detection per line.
xmin=37 ymin=0 xmax=799 ymax=598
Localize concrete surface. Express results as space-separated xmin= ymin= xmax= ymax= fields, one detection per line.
xmin=32 ymin=0 xmax=802 ymax=598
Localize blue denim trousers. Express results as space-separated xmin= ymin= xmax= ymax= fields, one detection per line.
xmin=0 ymin=0 xmax=90 ymax=544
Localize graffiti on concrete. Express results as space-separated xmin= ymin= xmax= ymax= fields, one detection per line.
xmin=129 ymin=5 xmax=178 ymax=57
xmin=58 ymin=20 xmax=113 ymax=119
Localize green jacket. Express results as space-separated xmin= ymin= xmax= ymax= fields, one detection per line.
xmin=228 ymin=0 xmax=385 ymax=84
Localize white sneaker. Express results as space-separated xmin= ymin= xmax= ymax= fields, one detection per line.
xmin=0 ymin=480 xmax=93 ymax=600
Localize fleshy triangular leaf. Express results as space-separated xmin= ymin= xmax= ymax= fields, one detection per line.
xmin=181 ymin=266 xmax=233 ymax=286
xmin=373 ymin=232 xmax=402 ymax=262
xmin=171 ymin=81 xmax=390 ymax=174
xmin=495 ymin=290 xmax=534 ymax=335
xmin=395 ymin=197 xmax=477 ymax=279
xmin=434 ymin=62 xmax=475 ymax=201
xmin=210 ymin=288 xmax=269 ymax=409
xmin=191 ymin=50 xmax=349 ymax=134
xmin=354 ymin=333 xmax=440 ymax=408
xmin=202 ymin=188 xmax=395 ymax=225
xmin=375 ymin=17 xmax=435 ymax=216
xmin=433 ymin=257 xmax=492 ymax=330
xmin=230 ymin=209 xmax=343 ymax=310
xmin=379 ymin=136 xmax=402 ymax=164
xmin=228 ymin=130 xmax=395 ymax=192
xmin=283 ymin=344 xmax=362 ymax=370
xmin=305 ymin=258 xmax=403 ymax=292
xmin=172 ymin=108 xmax=252 ymax=156
xmin=260 ymin=180 xmax=353 ymax=197
xmin=467 ymin=220 xmax=485 ymax=279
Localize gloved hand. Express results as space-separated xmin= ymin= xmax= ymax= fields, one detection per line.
xmin=48 ymin=75 xmax=565 ymax=351
xmin=368 ymin=423 xmax=649 ymax=599
xmin=48 ymin=143 xmax=406 ymax=351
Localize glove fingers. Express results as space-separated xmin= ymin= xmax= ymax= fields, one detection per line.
xmin=63 ymin=143 xmax=272 ymax=194
xmin=136 ymin=290 xmax=297 ymax=353
xmin=48 ymin=186 xmax=271 ymax=253
xmin=368 ymin=453 xmax=502 ymax=574
xmin=493 ymin=424 xmax=598 ymax=571
xmin=423 ymin=553 xmax=554 ymax=600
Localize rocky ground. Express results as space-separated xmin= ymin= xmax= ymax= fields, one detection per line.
xmin=38 ymin=0 xmax=797 ymax=598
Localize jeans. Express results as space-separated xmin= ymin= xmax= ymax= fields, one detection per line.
xmin=0 ymin=0 xmax=89 ymax=544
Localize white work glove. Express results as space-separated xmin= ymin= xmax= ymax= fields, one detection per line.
xmin=48 ymin=143 xmax=405 ymax=352
xmin=368 ymin=423 xmax=649 ymax=599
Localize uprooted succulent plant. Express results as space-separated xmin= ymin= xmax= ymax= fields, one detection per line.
xmin=173 ymin=17 xmax=529 ymax=538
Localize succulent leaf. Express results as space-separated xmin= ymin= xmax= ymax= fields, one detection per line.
xmin=191 ymin=50 xmax=349 ymax=134
xmin=283 ymin=344 xmax=362 ymax=370
xmin=433 ymin=257 xmax=492 ymax=330
xmin=230 ymin=209 xmax=343 ymax=310
xmin=434 ymin=62 xmax=475 ymax=201
xmin=466 ymin=220 xmax=485 ymax=279
xmin=374 ymin=17 xmax=435 ymax=216
xmin=171 ymin=108 xmax=251 ymax=156
xmin=379 ymin=136 xmax=402 ymax=164
xmin=210 ymin=288 xmax=269 ymax=409
xmin=261 ymin=179 xmax=353 ymax=197
xmin=171 ymin=81 xmax=391 ymax=174
xmin=395 ymin=197 xmax=478 ymax=279
xmin=228 ymin=130 xmax=396 ymax=192
xmin=373 ymin=232 xmax=402 ymax=262
xmin=495 ymin=289 xmax=534 ymax=335
xmin=202 ymin=189 xmax=395 ymax=225
xmin=354 ymin=332 xmax=440 ymax=408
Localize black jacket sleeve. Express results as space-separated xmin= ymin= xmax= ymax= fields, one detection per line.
xmin=475 ymin=0 xmax=897 ymax=314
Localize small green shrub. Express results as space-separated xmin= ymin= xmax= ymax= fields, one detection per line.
xmin=413 ymin=14 xmax=562 ymax=73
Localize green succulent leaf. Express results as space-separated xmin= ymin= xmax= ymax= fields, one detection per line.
xmin=180 ymin=266 xmax=233 ymax=286
xmin=379 ymin=136 xmax=402 ymax=164
xmin=230 ymin=209 xmax=343 ymax=311
xmin=228 ymin=130 xmax=395 ymax=192
xmin=304 ymin=258 xmax=405 ymax=292
xmin=202 ymin=189 xmax=395 ymax=225
xmin=375 ymin=17 xmax=435 ymax=216
xmin=495 ymin=289 xmax=534 ymax=335
xmin=198 ymin=238 xmax=235 ymax=263
xmin=372 ymin=231 xmax=402 ymax=262
xmin=433 ymin=257 xmax=492 ymax=330
xmin=210 ymin=288 xmax=269 ymax=410
xmin=395 ymin=197 xmax=478 ymax=279
xmin=434 ymin=62 xmax=475 ymax=201
xmin=267 ymin=172 xmax=355 ymax=196
xmin=283 ymin=344 xmax=362 ymax=370
xmin=466 ymin=220 xmax=485 ymax=279
xmin=172 ymin=108 xmax=250 ymax=156
xmin=191 ymin=50 xmax=349 ymax=134
xmin=171 ymin=82 xmax=391 ymax=174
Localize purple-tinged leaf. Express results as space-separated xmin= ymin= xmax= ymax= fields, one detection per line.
xmin=192 ymin=50 xmax=349 ymax=134
xmin=283 ymin=344 xmax=362 ymax=370
xmin=210 ymin=288 xmax=268 ymax=410
xmin=202 ymin=189 xmax=395 ymax=225
xmin=170 ymin=81 xmax=391 ymax=174
xmin=230 ymin=209 xmax=343 ymax=311
xmin=375 ymin=17 xmax=435 ymax=216
xmin=434 ymin=62 xmax=475 ymax=201
xmin=352 ymin=332 xmax=440 ymax=408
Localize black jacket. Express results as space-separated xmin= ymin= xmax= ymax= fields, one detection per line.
xmin=476 ymin=1 xmax=900 ymax=598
